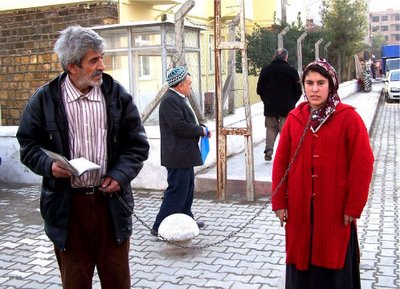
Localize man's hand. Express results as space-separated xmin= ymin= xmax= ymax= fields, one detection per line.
xmin=275 ymin=209 xmax=288 ymax=227
xmin=51 ymin=162 xmax=72 ymax=178
xmin=202 ymin=127 xmax=212 ymax=138
xmin=99 ymin=176 xmax=121 ymax=194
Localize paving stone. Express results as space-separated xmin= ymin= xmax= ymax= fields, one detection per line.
xmin=375 ymin=275 xmax=398 ymax=288
xmin=0 ymin=84 xmax=398 ymax=288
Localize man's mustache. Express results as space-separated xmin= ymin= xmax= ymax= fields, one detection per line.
xmin=92 ymin=70 xmax=103 ymax=77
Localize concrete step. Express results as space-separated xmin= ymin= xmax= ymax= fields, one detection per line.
xmin=195 ymin=141 xmax=273 ymax=202
xmin=195 ymin=82 xmax=383 ymax=202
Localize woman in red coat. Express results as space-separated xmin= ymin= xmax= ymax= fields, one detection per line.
xmin=272 ymin=58 xmax=374 ymax=289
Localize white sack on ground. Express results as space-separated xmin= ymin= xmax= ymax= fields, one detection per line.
xmin=158 ymin=213 xmax=199 ymax=241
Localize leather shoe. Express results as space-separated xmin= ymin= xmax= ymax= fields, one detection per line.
xmin=196 ymin=221 xmax=205 ymax=229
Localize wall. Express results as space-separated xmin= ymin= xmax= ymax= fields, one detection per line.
xmin=120 ymin=1 xmax=161 ymax=22
xmin=0 ymin=79 xmax=359 ymax=188
xmin=0 ymin=0 xmax=118 ymax=125
xmin=0 ymin=0 xmax=100 ymax=11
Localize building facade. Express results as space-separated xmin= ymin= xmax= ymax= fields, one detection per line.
xmin=0 ymin=1 xmax=119 ymax=125
xmin=0 ymin=0 xmax=312 ymax=126
xmin=369 ymin=9 xmax=400 ymax=44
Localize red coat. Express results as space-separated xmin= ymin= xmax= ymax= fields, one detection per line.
xmin=272 ymin=102 xmax=374 ymax=270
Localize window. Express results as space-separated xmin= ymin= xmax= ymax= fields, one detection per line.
xmin=394 ymin=14 xmax=400 ymax=21
xmin=132 ymin=28 xmax=161 ymax=47
xmin=208 ymin=35 xmax=214 ymax=74
xmin=135 ymin=35 xmax=151 ymax=47
xmin=381 ymin=15 xmax=388 ymax=21
xmin=165 ymin=29 xmax=175 ymax=46
xmin=103 ymin=52 xmax=130 ymax=90
xmin=372 ymin=16 xmax=379 ymax=22
xmin=381 ymin=25 xmax=389 ymax=31
xmin=390 ymin=70 xmax=400 ymax=81
xmin=99 ymin=29 xmax=128 ymax=49
xmin=393 ymin=34 xmax=400 ymax=41
xmin=139 ymin=55 xmax=150 ymax=78
xmin=96 ymin=23 xmax=201 ymax=124
xmin=184 ymin=29 xmax=199 ymax=48
xmin=134 ymin=55 xmax=163 ymax=121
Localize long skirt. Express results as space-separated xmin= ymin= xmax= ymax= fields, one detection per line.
xmin=285 ymin=222 xmax=361 ymax=289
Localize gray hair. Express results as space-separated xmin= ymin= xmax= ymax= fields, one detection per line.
xmin=274 ymin=48 xmax=288 ymax=61
xmin=54 ymin=25 xmax=105 ymax=72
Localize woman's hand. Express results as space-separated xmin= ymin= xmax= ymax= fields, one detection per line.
xmin=275 ymin=209 xmax=288 ymax=227
xmin=344 ymin=214 xmax=355 ymax=226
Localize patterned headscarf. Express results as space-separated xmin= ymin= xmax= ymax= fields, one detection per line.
xmin=302 ymin=58 xmax=341 ymax=132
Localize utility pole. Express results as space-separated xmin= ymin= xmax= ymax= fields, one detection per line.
xmin=281 ymin=0 xmax=287 ymax=24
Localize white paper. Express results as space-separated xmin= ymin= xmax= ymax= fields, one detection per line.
xmin=41 ymin=148 xmax=101 ymax=176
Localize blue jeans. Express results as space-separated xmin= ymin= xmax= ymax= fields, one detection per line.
xmin=152 ymin=167 xmax=195 ymax=232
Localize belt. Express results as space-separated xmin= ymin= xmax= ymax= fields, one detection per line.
xmin=70 ymin=186 xmax=101 ymax=195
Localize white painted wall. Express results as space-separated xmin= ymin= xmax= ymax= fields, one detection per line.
xmin=0 ymin=80 xmax=359 ymax=189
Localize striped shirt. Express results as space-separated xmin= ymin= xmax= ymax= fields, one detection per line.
xmin=61 ymin=75 xmax=108 ymax=188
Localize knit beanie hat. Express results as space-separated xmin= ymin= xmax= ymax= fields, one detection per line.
xmin=166 ymin=66 xmax=188 ymax=87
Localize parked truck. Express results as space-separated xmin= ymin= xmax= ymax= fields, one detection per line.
xmin=381 ymin=44 xmax=400 ymax=102
xmin=381 ymin=44 xmax=400 ymax=77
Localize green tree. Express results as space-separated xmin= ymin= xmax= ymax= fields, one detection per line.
xmin=321 ymin=0 xmax=368 ymax=81
xmin=370 ymin=34 xmax=387 ymax=59
xmin=244 ymin=24 xmax=278 ymax=76
xmin=243 ymin=12 xmax=324 ymax=76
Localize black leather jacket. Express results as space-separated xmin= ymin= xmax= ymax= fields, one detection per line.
xmin=257 ymin=59 xmax=303 ymax=117
xmin=16 ymin=72 xmax=149 ymax=250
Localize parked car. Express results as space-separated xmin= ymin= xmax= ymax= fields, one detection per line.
xmin=384 ymin=69 xmax=400 ymax=103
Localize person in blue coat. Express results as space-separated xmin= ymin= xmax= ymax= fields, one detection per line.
xmin=152 ymin=66 xmax=211 ymax=236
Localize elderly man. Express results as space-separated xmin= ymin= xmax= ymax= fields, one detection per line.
xmin=16 ymin=25 xmax=149 ymax=289
xmin=151 ymin=66 xmax=211 ymax=236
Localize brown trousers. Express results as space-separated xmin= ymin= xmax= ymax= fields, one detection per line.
xmin=265 ymin=116 xmax=287 ymax=153
xmin=55 ymin=193 xmax=130 ymax=289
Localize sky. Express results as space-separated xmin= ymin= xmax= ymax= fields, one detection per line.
xmin=369 ymin=0 xmax=400 ymax=12
xmin=305 ymin=0 xmax=400 ymax=25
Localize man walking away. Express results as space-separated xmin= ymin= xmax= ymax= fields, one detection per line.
xmin=256 ymin=48 xmax=302 ymax=161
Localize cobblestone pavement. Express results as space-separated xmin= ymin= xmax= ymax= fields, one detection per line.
xmin=0 ymin=94 xmax=399 ymax=289
xmin=356 ymin=97 xmax=400 ymax=289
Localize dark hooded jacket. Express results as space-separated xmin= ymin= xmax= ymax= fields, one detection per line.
xmin=16 ymin=72 xmax=149 ymax=250
xmin=257 ymin=59 xmax=303 ymax=117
